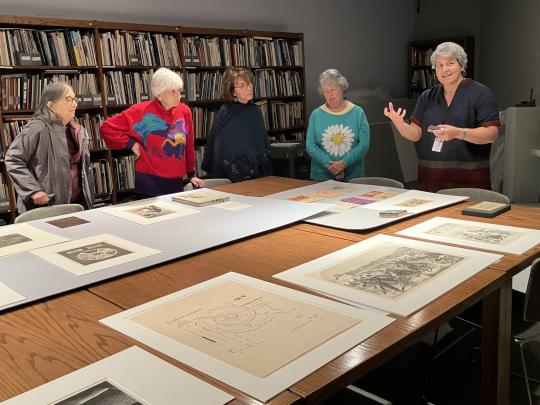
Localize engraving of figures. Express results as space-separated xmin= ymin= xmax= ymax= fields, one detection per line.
xmin=315 ymin=244 xmax=465 ymax=298
xmin=127 ymin=204 xmax=175 ymax=219
xmin=426 ymin=223 xmax=522 ymax=246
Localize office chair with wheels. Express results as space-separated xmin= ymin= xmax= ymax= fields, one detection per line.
xmin=349 ymin=177 xmax=405 ymax=189
xmin=183 ymin=178 xmax=232 ymax=191
xmin=512 ymin=258 xmax=540 ymax=405
xmin=14 ymin=204 xmax=85 ymax=223
xmin=437 ymin=188 xmax=511 ymax=203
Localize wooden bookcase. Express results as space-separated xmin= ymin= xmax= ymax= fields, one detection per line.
xmin=408 ymin=36 xmax=475 ymax=98
xmin=0 ymin=15 xmax=306 ymax=223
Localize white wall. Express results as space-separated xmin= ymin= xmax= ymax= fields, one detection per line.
xmin=0 ymin=0 xmax=416 ymax=119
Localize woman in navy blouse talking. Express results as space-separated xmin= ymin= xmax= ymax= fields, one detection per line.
xmin=202 ymin=67 xmax=271 ymax=183
xmin=384 ymin=42 xmax=500 ymax=192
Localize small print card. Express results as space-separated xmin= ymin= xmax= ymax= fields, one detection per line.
xmin=311 ymin=189 xmax=345 ymax=198
xmin=46 ymin=216 xmax=90 ymax=228
xmin=0 ymin=281 xmax=25 ymax=307
xmin=288 ymin=195 xmax=323 ymax=203
xmin=360 ymin=190 xmax=398 ymax=200
xmin=341 ymin=197 xmax=375 ymax=205
xmin=326 ymin=202 xmax=359 ymax=213
xmin=213 ymin=201 xmax=251 ymax=211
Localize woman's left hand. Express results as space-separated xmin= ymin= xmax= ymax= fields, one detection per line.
xmin=190 ymin=177 xmax=205 ymax=188
xmin=432 ymin=124 xmax=461 ymax=141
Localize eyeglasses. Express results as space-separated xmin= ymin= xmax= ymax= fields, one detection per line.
xmin=234 ymin=83 xmax=253 ymax=90
xmin=61 ymin=96 xmax=79 ymax=104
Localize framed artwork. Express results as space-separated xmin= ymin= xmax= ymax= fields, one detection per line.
xmin=274 ymin=234 xmax=502 ymax=316
xmin=0 ymin=223 xmax=69 ymax=257
xmin=31 ymin=234 xmax=161 ymax=276
xmin=101 ymin=272 xmax=393 ymax=402
xmin=2 ymin=346 xmax=233 ymax=405
xmin=397 ymin=217 xmax=540 ymax=254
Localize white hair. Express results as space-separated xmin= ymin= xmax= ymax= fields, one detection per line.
xmin=430 ymin=42 xmax=468 ymax=72
xmin=151 ymin=68 xmax=183 ymax=97
xmin=318 ymin=68 xmax=349 ymax=94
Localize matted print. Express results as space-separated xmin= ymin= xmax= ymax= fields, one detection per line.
xmin=395 ymin=198 xmax=432 ymax=207
xmin=102 ymin=200 xmax=199 ymax=225
xmin=101 ymin=272 xmax=393 ymax=402
xmin=31 ymin=234 xmax=161 ymax=276
xmin=46 ymin=216 xmax=90 ymax=229
xmin=397 ymin=217 xmax=540 ymax=254
xmin=0 ymin=223 xmax=69 ymax=257
xmin=359 ymin=190 xmax=398 ymax=200
xmin=2 ymin=346 xmax=233 ymax=405
xmin=365 ymin=190 xmax=468 ymax=214
xmin=274 ymin=234 xmax=501 ymax=316
xmin=0 ymin=281 xmax=25 ymax=307
xmin=288 ymin=195 xmax=323 ymax=203
xmin=341 ymin=196 xmax=375 ymax=205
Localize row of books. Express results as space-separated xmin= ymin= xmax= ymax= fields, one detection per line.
xmin=411 ymin=48 xmax=434 ymax=67
xmin=191 ymin=107 xmax=218 ymax=139
xmin=249 ymin=37 xmax=303 ymax=67
xmin=253 ymin=69 xmax=303 ymax=98
xmin=104 ymin=70 xmax=155 ymax=106
xmin=411 ymin=68 xmax=436 ymax=93
xmin=91 ymin=159 xmax=113 ymax=197
xmin=268 ymin=101 xmax=304 ymax=130
xmin=0 ymin=28 xmax=97 ymax=67
xmin=112 ymin=155 xmax=136 ymax=192
xmin=0 ymin=174 xmax=8 ymax=203
xmin=75 ymin=113 xmax=107 ymax=150
xmin=100 ymin=31 xmax=182 ymax=67
xmin=183 ymin=36 xmax=249 ymax=67
xmin=1 ymin=118 xmax=28 ymax=151
xmin=185 ymin=71 xmax=223 ymax=102
xmin=1 ymin=72 xmax=100 ymax=110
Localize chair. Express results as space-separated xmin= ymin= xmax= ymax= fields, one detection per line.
xmin=183 ymin=178 xmax=232 ymax=191
xmin=14 ymin=203 xmax=85 ymax=223
xmin=349 ymin=177 xmax=405 ymax=189
xmin=512 ymin=258 xmax=540 ymax=405
xmin=437 ymin=188 xmax=511 ymax=203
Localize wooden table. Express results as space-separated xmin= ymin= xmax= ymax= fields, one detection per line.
xmin=1 ymin=176 xmax=538 ymax=405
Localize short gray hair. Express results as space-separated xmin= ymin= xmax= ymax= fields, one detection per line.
xmin=318 ymin=69 xmax=349 ymax=95
xmin=34 ymin=81 xmax=71 ymax=122
xmin=151 ymin=68 xmax=183 ymax=97
xmin=430 ymin=42 xmax=468 ymax=72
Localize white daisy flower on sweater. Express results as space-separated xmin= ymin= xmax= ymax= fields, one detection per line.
xmin=321 ymin=124 xmax=354 ymax=157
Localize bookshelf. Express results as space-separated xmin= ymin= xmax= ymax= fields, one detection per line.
xmin=0 ymin=15 xmax=306 ymax=223
xmin=408 ymin=36 xmax=475 ymax=98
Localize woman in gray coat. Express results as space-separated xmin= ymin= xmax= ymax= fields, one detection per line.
xmin=5 ymin=82 xmax=95 ymax=213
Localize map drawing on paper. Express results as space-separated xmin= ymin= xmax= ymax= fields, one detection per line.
xmin=131 ymin=280 xmax=359 ymax=377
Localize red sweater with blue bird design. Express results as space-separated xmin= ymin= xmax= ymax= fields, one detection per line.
xmin=100 ymin=99 xmax=195 ymax=196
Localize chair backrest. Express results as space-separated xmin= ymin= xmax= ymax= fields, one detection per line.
xmin=14 ymin=203 xmax=85 ymax=223
xmin=437 ymin=188 xmax=511 ymax=204
xmin=184 ymin=178 xmax=232 ymax=191
xmin=524 ymin=258 xmax=540 ymax=322
xmin=349 ymin=177 xmax=405 ymax=189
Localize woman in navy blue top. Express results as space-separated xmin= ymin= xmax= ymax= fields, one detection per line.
xmin=201 ymin=67 xmax=271 ymax=183
xmin=384 ymin=42 xmax=499 ymax=192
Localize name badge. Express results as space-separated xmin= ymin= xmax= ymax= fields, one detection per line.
xmin=432 ymin=137 xmax=444 ymax=152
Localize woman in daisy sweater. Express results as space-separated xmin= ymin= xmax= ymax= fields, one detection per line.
xmin=306 ymin=69 xmax=370 ymax=182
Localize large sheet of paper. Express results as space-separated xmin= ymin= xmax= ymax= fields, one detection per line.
xmin=396 ymin=217 xmax=540 ymax=255
xmin=267 ymin=180 xmax=467 ymax=230
xmin=101 ymin=199 xmax=199 ymax=225
xmin=2 ymin=346 xmax=233 ymax=405
xmin=274 ymin=234 xmax=502 ymax=316
xmin=32 ymin=234 xmax=161 ymax=276
xmin=0 ymin=223 xmax=69 ymax=257
xmin=101 ymin=272 xmax=393 ymax=402
xmin=0 ymin=281 xmax=25 ymax=307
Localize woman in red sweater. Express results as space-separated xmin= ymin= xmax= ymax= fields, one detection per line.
xmin=100 ymin=68 xmax=204 ymax=197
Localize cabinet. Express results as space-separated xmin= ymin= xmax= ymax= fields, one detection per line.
xmin=0 ymin=15 xmax=306 ymax=223
xmin=408 ymin=36 xmax=474 ymax=98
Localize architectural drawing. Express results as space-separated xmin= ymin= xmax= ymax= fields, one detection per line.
xmin=131 ymin=280 xmax=359 ymax=378
xmin=53 ymin=380 xmax=143 ymax=405
xmin=315 ymin=244 xmax=465 ymax=298
xmin=426 ymin=223 xmax=523 ymax=246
